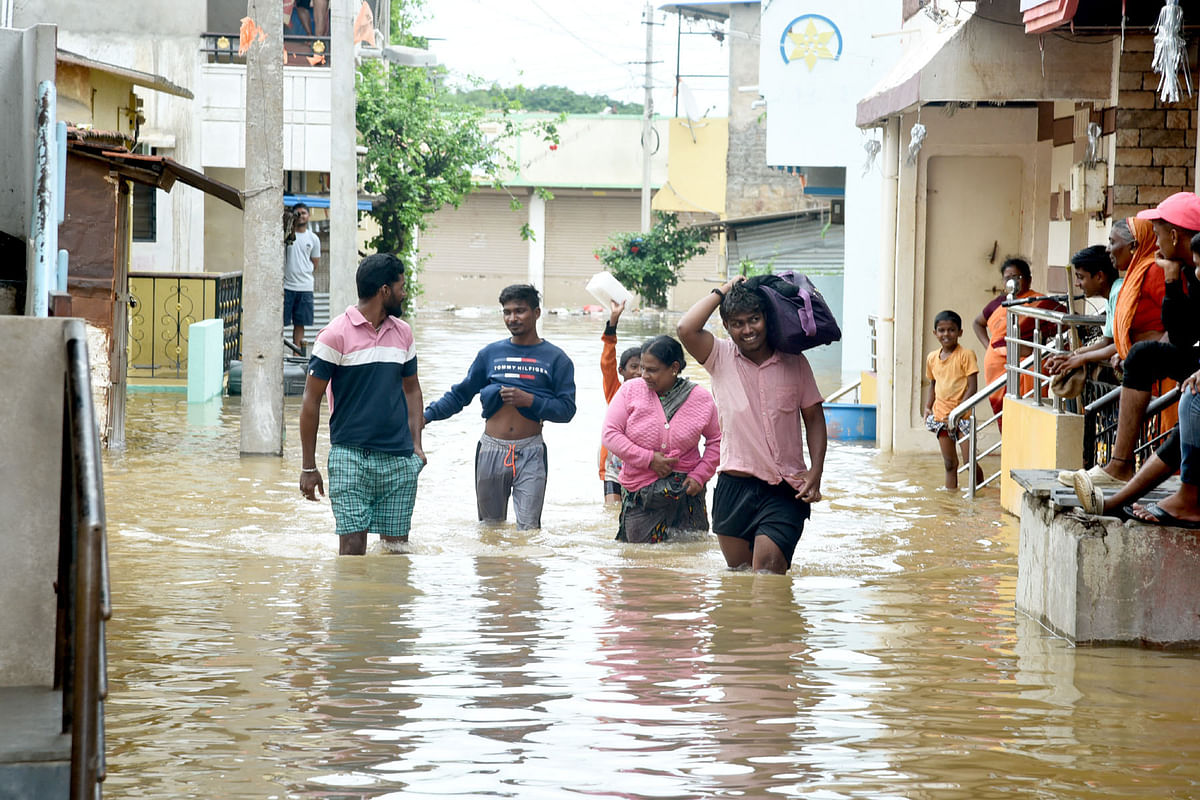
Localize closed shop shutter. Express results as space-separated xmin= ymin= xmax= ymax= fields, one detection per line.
xmin=544 ymin=195 xmax=641 ymax=307
xmin=727 ymin=215 xmax=844 ymax=277
xmin=419 ymin=193 xmax=529 ymax=307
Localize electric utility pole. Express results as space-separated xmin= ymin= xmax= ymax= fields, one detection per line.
xmin=641 ymin=0 xmax=654 ymax=232
xmin=240 ymin=0 xmax=285 ymax=455
xmin=329 ymin=0 xmax=357 ymax=318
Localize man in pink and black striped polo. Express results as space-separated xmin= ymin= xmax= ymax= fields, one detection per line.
xmin=299 ymin=254 xmax=425 ymax=555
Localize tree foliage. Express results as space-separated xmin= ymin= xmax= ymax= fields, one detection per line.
xmin=449 ymin=83 xmax=643 ymax=115
xmin=594 ymin=213 xmax=714 ymax=308
xmin=356 ymin=1 xmax=559 ymax=310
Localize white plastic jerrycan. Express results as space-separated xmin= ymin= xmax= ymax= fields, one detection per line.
xmin=586 ymin=271 xmax=633 ymax=308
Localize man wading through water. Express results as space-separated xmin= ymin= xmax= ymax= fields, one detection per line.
xmin=423 ymin=284 xmax=576 ymax=530
xmin=677 ymin=274 xmax=827 ymax=574
xmin=298 ymin=254 xmax=425 ymax=555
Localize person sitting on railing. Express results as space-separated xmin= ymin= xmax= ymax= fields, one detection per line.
xmin=923 ymin=310 xmax=984 ymax=490
xmin=972 ymin=257 xmax=1062 ymax=421
xmin=1069 ymin=194 xmax=1200 ymax=495
xmin=1123 ymin=367 xmax=1200 ymax=528
xmin=1043 ymin=245 xmax=1121 ymax=381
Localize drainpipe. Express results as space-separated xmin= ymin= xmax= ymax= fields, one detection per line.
xmin=57 ymin=121 xmax=69 ymax=293
xmin=877 ymin=116 xmax=900 ymax=454
xmin=29 ymin=81 xmax=57 ymax=317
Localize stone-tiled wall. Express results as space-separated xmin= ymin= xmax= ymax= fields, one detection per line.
xmin=1112 ymin=35 xmax=1198 ymax=220
xmin=725 ymin=3 xmax=814 ymax=219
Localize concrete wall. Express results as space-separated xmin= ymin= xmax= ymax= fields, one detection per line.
xmin=20 ymin=9 xmax=206 ymax=274
xmin=0 ymin=25 xmax=56 ymax=248
xmin=0 ymin=318 xmax=68 ymax=686
xmin=16 ymin=1 xmax=210 ymax=274
xmin=725 ymin=3 xmax=811 ymax=219
xmin=1018 ymin=489 xmax=1200 ymax=646
xmin=492 ymin=114 xmax=668 ymax=190
xmin=203 ymin=166 xmax=244 ymax=274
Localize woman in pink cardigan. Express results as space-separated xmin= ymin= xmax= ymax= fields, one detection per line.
xmin=602 ymin=336 xmax=721 ymax=542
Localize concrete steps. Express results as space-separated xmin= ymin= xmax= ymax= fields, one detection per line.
xmin=0 ymin=686 xmax=70 ymax=800
xmin=281 ymin=291 xmax=331 ymax=351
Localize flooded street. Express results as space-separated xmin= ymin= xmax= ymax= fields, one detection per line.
xmin=102 ymin=313 xmax=1200 ymax=799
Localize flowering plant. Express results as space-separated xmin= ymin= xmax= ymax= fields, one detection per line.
xmin=593 ymin=212 xmax=712 ymax=308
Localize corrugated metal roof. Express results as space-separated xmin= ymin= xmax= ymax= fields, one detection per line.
xmin=726 ymin=215 xmax=844 ymax=275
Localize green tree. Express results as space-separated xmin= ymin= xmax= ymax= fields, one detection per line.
xmin=356 ymin=2 xmax=559 ymax=310
xmin=450 ymin=83 xmax=643 ymax=114
xmin=594 ymin=213 xmax=714 ymax=308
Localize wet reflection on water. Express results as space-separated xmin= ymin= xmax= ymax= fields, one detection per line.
xmin=102 ymin=313 xmax=1200 ymax=798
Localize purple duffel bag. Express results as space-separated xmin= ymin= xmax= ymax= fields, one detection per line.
xmin=756 ymin=271 xmax=842 ymax=354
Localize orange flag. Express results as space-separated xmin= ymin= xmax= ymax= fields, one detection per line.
xmin=353 ymin=0 xmax=376 ymax=47
xmin=238 ymin=16 xmax=267 ymax=56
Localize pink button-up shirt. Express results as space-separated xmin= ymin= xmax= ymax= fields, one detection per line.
xmin=702 ymin=338 xmax=824 ymax=489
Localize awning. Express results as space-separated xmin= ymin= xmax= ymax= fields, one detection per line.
xmin=1022 ymin=0 xmax=1079 ymax=34
xmin=856 ymin=8 xmax=1111 ymax=128
xmin=285 ymin=193 xmax=376 ymax=212
xmin=57 ymin=49 xmax=193 ymax=99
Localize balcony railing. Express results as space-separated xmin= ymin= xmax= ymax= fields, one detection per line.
xmin=201 ymin=31 xmax=331 ymax=67
xmin=128 ymin=271 xmax=243 ymax=381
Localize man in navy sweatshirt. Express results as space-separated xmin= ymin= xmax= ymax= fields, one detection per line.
xmin=424 ymin=284 xmax=576 ymax=529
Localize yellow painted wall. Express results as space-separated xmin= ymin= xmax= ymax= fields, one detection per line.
xmin=55 ymin=63 xmax=139 ymax=136
xmin=653 ymin=117 xmax=728 ymax=216
xmin=860 ymin=371 xmax=877 ymax=405
xmin=999 ymin=397 xmax=1084 ymax=514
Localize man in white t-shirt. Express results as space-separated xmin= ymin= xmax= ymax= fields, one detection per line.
xmin=284 ymin=202 xmax=321 ymax=354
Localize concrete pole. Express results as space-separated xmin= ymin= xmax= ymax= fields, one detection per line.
xmin=526 ymin=190 xmax=545 ymax=295
xmin=640 ymin=1 xmax=654 ymax=232
xmin=329 ymin=0 xmax=358 ymax=318
xmin=240 ymin=0 xmax=285 ymax=455
xmin=876 ymin=117 xmax=900 ymax=455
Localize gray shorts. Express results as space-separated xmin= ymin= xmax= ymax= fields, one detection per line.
xmin=475 ymin=432 xmax=547 ymax=530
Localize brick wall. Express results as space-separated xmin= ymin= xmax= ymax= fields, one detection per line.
xmin=1111 ymin=35 xmax=1198 ymax=220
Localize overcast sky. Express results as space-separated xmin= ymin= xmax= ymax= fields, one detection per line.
xmin=419 ymin=0 xmax=732 ymax=117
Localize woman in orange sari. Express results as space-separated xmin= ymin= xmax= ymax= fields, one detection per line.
xmin=972 ymin=257 xmax=1057 ymax=417
xmin=1112 ymin=217 xmax=1169 ymax=365
xmin=1045 ymin=220 xmax=1165 ymax=378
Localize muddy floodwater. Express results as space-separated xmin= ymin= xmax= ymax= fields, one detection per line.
xmin=101 ymin=312 xmax=1200 ymax=799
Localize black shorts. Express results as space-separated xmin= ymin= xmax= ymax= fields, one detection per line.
xmin=603 ymin=480 xmax=622 ymax=497
xmin=284 ymin=289 xmax=314 ymax=326
xmin=711 ymin=473 xmax=810 ymax=567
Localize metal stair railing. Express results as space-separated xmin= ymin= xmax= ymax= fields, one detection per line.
xmin=825 ymin=380 xmax=862 ymax=404
xmin=62 ymin=320 xmax=110 ymax=799
xmin=949 ymin=369 xmax=1009 ymax=498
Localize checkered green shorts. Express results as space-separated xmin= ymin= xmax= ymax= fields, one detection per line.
xmin=328 ymin=445 xmax=423 ymax=538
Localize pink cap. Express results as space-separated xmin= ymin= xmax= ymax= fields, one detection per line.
xmin=1136 ymin=191 xmax=1200 ymax=231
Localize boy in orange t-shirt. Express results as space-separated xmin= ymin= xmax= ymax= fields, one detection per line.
xmin=923 ymin=310 xmax=982 ymax=490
